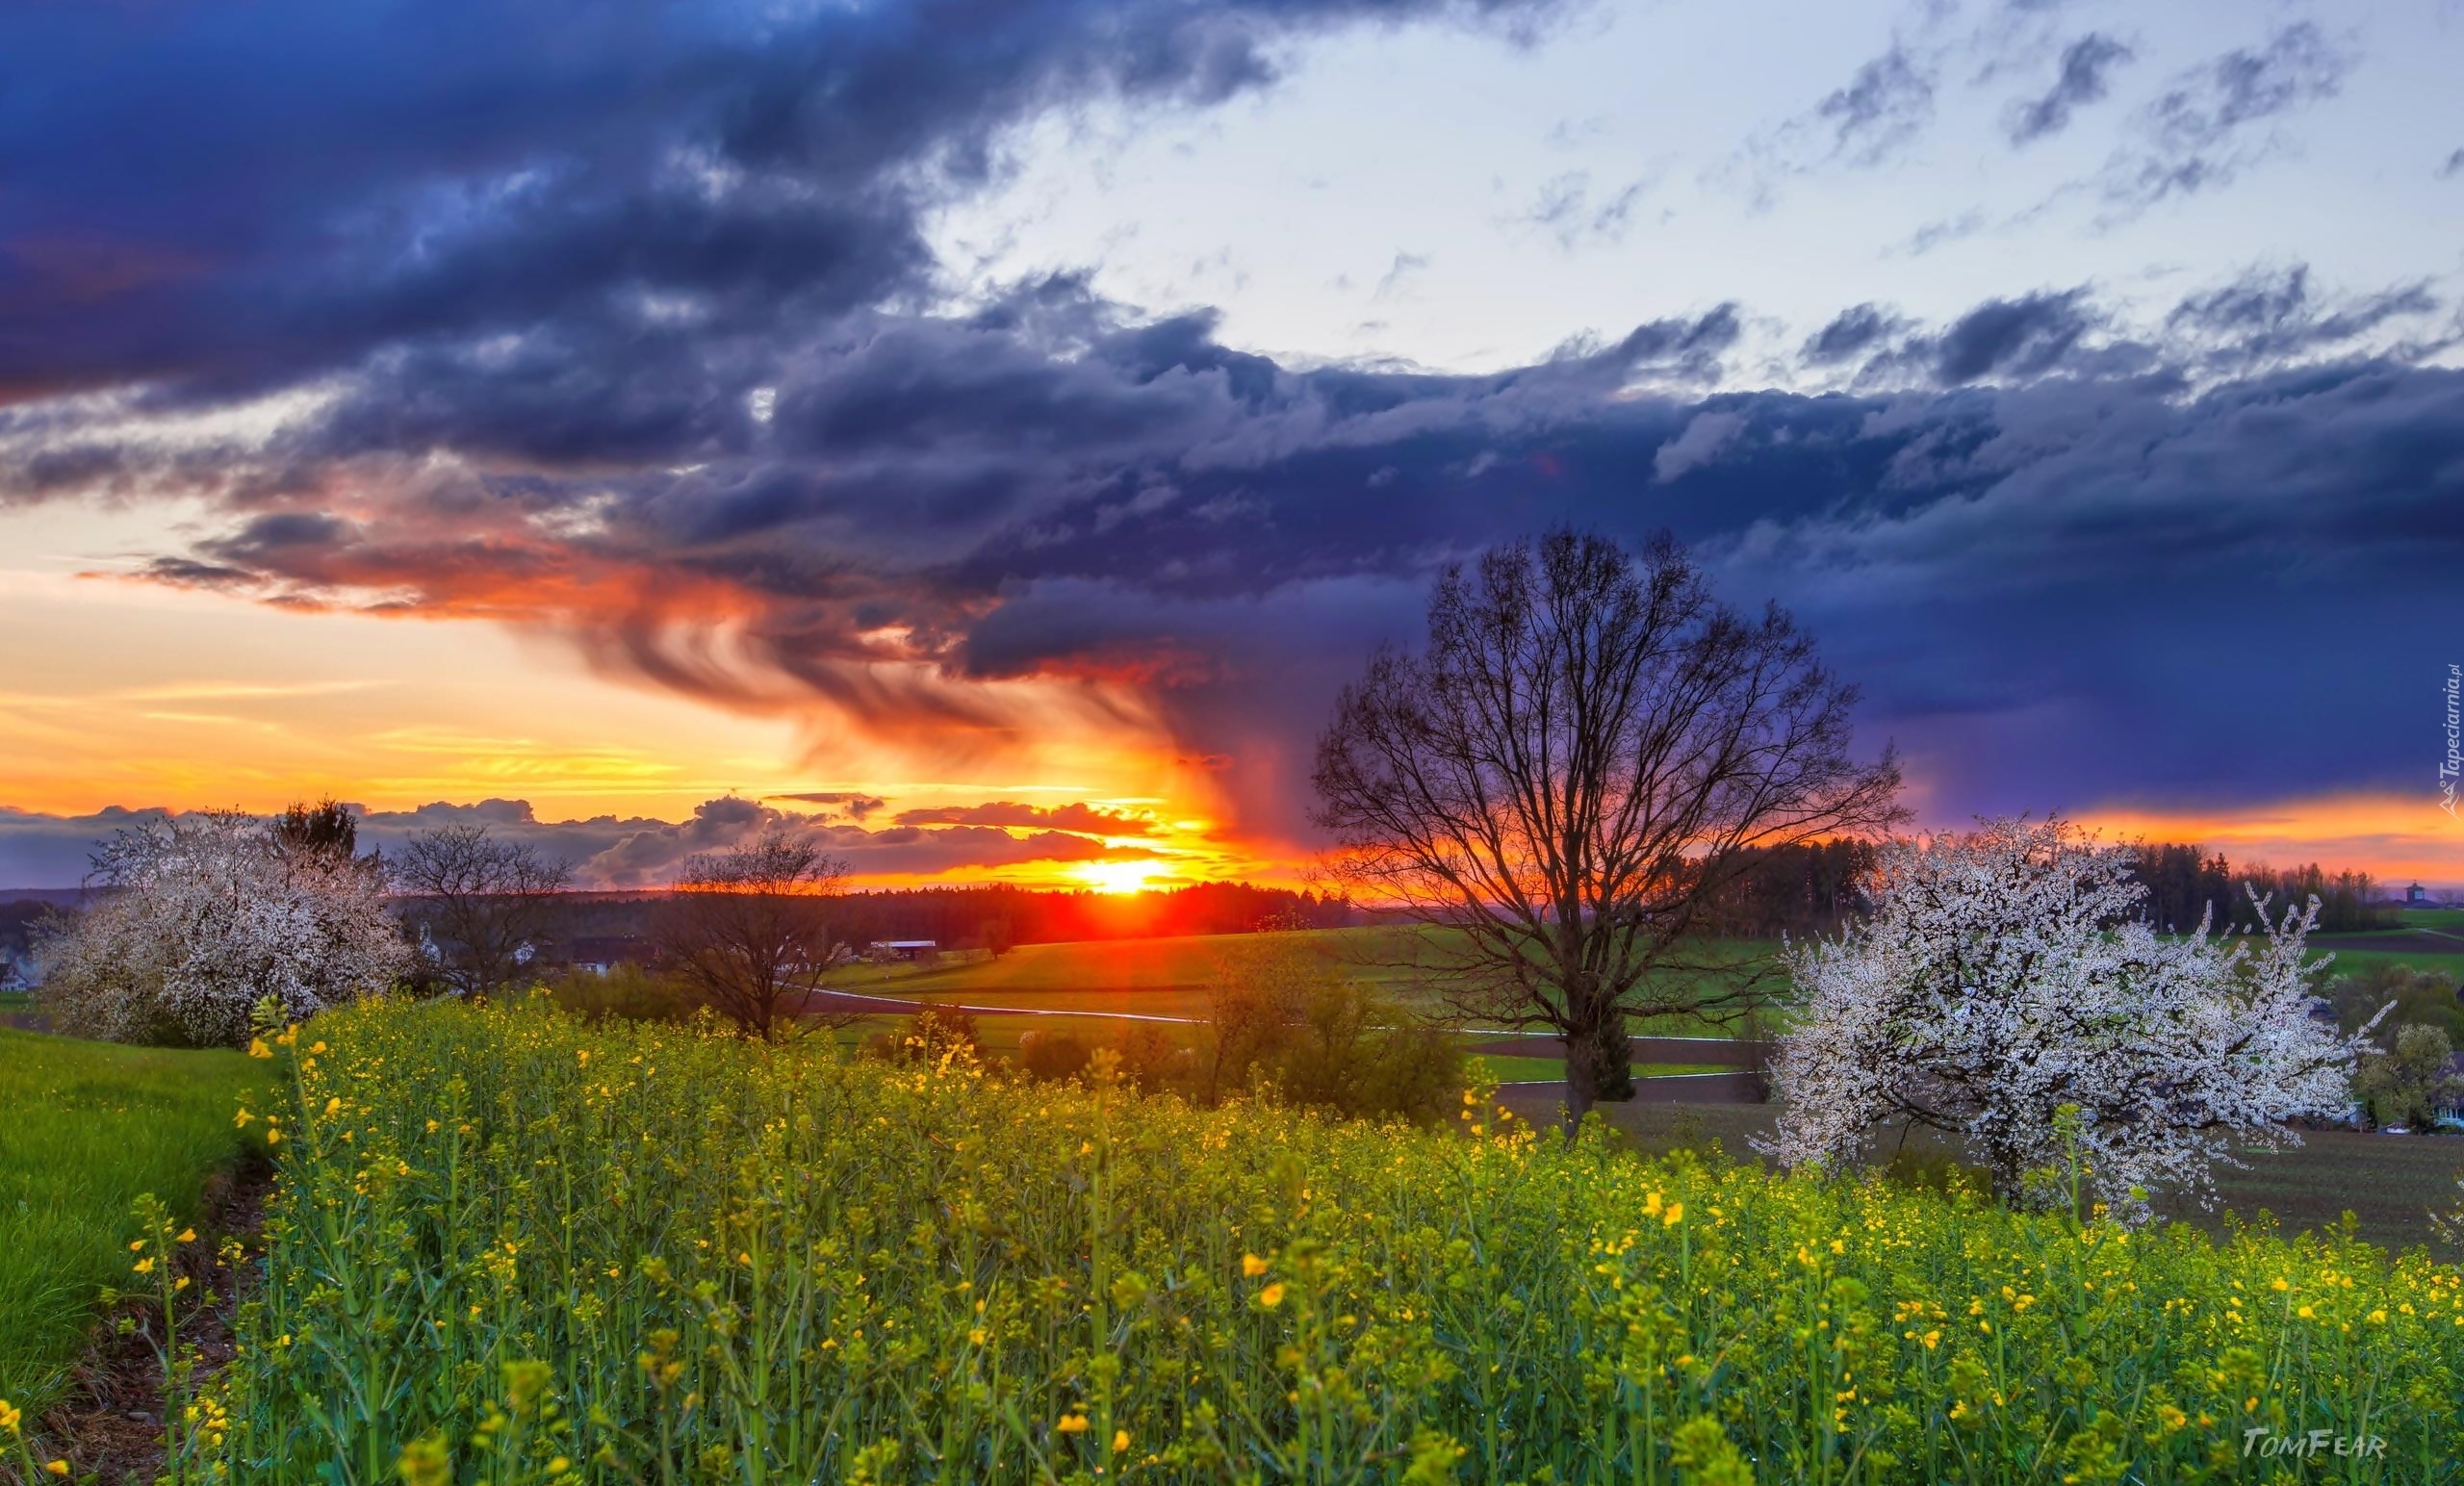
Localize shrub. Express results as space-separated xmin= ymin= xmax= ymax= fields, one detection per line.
xmin=38 ymin=810 xmax=406 ymax=1047
xmin=540 ymin=964 xmax=704 ymax=1025
xmin=1193 ymin=943 xmax=1466 ymax=1122
xmin=2352 ymin=1023 xmax=2464 ymax=1130
xmin=193 ymin=999 xmax=2464 ymax=1483
xmin=1015 ymin=1027 xmax=1093 ymax=1082
xmin=2328 ymin=961 xmax=2464 ymax=1042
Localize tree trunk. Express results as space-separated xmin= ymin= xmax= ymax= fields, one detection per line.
xmin=1560 ymin=1008 xmax=1634 ymax=1137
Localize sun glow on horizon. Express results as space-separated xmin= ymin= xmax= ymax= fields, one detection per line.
xmin=1072 ymin=859 xmax=1167 ymax=895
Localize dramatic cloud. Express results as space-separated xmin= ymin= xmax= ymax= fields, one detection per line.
xmin=2005 ymin=33 xmax=2133 ymax=145
xmin=0 ymin=0 xmax=1556 ymax=405
xmin=1926 ymin=288 xmax=2102 ymax=383
xmin=1 ymin=0 xmax=2454 ymax=887
xmin=0 ymin=798 xmax=1152 ymax=891
xmin=1800 ymin=303 xmax=1910 ymax=367
xmin=2165 ymin=266 xmax=2444 ymax=372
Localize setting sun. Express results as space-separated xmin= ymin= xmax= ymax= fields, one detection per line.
xmin=1073 ymin=859 xmax=1165 ymax=895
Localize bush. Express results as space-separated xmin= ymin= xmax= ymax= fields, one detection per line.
xmin=2328 ymin=961 xmax=2464 ymax=1042
xmin=2353 ymin=1023 xmax=2464 ymax=1130
xmin=1193 ymin=943 xmax=1467 ymax=1122
xmin=540 ymin=965 xmax=704 ymax=1025
xmin=38 ymin=810 xmax=406 ymax=1047
xmin=194 ymin=999 xmax=2464 ymax=1483
xmin=1015 ymin=1027 xmax=1093 ymax=1082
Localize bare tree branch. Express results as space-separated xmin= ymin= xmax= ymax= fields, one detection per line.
xmin=392 ymin=825 xmax=572 ymax=1000
xmin=654 ymin=830 xmax=851 ymax=1038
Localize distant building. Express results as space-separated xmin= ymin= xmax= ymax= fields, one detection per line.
xmin=563 ymin=936 xmax=659 ymax=975
xmin=2407 ymin=883 xmax=2432 ymax=906
xmin=867 ymin=939 xmax=939 ymax=963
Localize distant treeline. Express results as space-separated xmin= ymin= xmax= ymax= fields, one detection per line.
xmin=522 ymin=880 xmax=1365 ymax=952
xmin=1693 ymin=837 xmax=2402 ymax=940
xmin=1699 ymin=841 xmax=1881 ymax=938
xmin=2128 ymin=842 xmax=2398 ymax=935
xmin=827 ymin=881 xmax=1364 ymax=949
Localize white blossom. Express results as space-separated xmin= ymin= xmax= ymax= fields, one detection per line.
xmin=38 ymin=809 xmax=409 ymax=1046
xmin=1762 ymin=818 xmax=2375 ymax=1223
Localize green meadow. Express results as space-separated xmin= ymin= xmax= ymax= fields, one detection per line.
xmin=0 ymin=1030 xmax=269 ymax=1411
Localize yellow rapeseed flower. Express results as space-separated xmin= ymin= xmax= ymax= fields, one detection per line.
xmin=1056 ymin=1413 xmax=1090 ymax=1434
xmin=1259 ymin=1283 xmax=1287 ymax=1308
xmin=1113 ymin=1429 xmax=1131 ymax=1451
xmin=0 ymin=1397 xmax=21 ymax=1433
xmin=1663 ymin=1202 xmax=1684 ymax=1228
xmin=1242 ymin=1254 xmax=1270 ymax=1276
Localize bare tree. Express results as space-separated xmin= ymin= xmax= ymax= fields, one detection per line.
xmin=1312 ymin=529 xmax=1903 ymax=1131
xmin=392 ymin=824 xmax=572 ymax=999
xmin=654 ymin=830 xmax=852 ymax=1038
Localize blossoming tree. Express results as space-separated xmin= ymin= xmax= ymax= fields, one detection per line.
xmin=38 ymin=808 xmax=408 ymax=1047
xmin=1764 ymin=818 xmax=2374 ymax=1221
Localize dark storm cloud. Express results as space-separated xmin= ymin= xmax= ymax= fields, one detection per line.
xmin=1801 ymin=304 xmax=1910 ymax=367
xmin=2165 ymin=267 xmax=2444 ymax=371
xmin=0 ymin=0 xmax=1556 ymax=404
xmin=2103 ymin=22 xmax=2352 ymax=210
xmin=1927 ymin=288 xmax=2101 ymax=383
xmin=2004 ymin=33 xmax=2132 ymax=145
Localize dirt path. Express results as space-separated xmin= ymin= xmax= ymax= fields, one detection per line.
xmin=19 ymin=1162 xmax=271 ymax=1485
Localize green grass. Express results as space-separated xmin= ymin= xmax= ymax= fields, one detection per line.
xmin=0 ymin=1030 xmax=270 ymax=1410
xmin=841 ymin=928 xmax=1780 ymax=1037
xmin=197 ymin=999 xmax=2464 ymax=1482
xmin=1496 ymin=1095 xmax=2464 ymax=1252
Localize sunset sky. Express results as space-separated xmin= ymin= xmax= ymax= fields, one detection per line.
xmin=3 ymin=0 xmax=2460 ymax=891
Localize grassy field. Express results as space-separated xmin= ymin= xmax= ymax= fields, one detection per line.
xmin=841 ymin=928 xmax=1777 ymax=1037
xmin=1494 ymin=1095 xmax=2464 ymax=1252
xmin=194 ymin=998 xmax=2464 ymax=1483
xmin=827 ymin=1009 xmax=1730 ymax=1089
xmin=0 ymin=1030 xmax=268 ymax=1411
xmin=840 ymin=922 xmax=2464 ymax=1040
